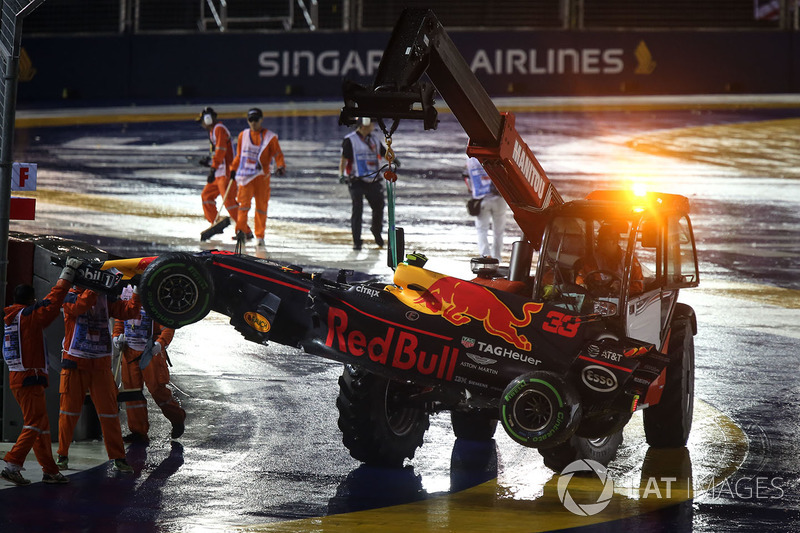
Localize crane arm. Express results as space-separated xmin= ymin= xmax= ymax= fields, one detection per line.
xmin=339 ymin=8 xmax=562 ymax=246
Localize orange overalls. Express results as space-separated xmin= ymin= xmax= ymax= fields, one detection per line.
xmin=58 ymin=288 xmax=141 ymax=461
xmin=201 ymin=121 xmax=239 ymax=223
xmin=3 ymin=279 xmax=72 ymax=476
xmin=112 ymin=308 xmax=185 ymax=437
xmin=230 ymin=127 xmax=285 ymax=239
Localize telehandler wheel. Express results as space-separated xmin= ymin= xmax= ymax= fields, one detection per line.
xmin=140 ymin=252 xmax=214 ymax=329
xmin=500 ymin=371 xmax=581 ymax=450
xmin=575 ymin=411 xmax=631 ymax=438
xmin=336 ymin=365 xmax=430 ymax=467
xmin=451 ymin=410 xmax=498 ymax=441
xmin=540 ymin=430 xmax=624 ymax=472
xmin=643 ymin=318 xmax=695 ymax=447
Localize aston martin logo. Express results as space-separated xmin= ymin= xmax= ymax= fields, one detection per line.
xmin=634 ymin=41 xmax=656 ymax=75
xmin=466 ymin=353 xmax=497 ymax=366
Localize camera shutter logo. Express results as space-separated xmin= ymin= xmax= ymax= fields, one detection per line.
xmin=557 ymin=459 xmax=615 ymax=516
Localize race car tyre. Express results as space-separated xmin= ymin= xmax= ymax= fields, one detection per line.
xmin=643 ymin=317 xmax=695 ymax=447
xmin=500 ymin=371 xmax=582 ymax=450
xmin=140 ymin=252 xmax=214 ymax=329
xmin=451 ymin=410 xmax=498 ymax=441
xmin=539 ymin=430 xmax=623 ymax=472
xmin=336 ymin=365 xmax=430 ymax=467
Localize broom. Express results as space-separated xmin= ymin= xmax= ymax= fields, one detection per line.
xmin=200 ymin=177 xmax=235 ymax=241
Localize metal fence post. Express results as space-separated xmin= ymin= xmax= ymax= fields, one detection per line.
xmin=0 ymin=0 xmax=47 ymax=441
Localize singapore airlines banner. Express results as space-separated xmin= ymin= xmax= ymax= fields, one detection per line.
xmin=17 ymin=30 xmax=800 ymax=102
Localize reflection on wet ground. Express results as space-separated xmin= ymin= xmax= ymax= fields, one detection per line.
xmin=11 ymin=105 xmax=800 ymax=289
xmin=5 ymin=99 xmax=800 ymax=532
xmin=627 ymin=117 xmax=800 ymax=179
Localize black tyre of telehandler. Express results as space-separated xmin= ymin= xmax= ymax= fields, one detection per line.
xmin=336 ymin=365 xmax=430 ymax=467
xmin=451 ymin=410 xmax=498 ymax=441
xmin=140 ymin=252 xmax=214 ymax=329
xmin=643 ymin=318 xmax=695 ymax=447
xmin=540 ymin=430 xmax=624 ymax=472
xmin=575 ymin=411 xmax=631 ymax=439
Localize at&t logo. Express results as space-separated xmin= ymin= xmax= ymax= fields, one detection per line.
xmin=557 ymin=459 xmax=614 ymax=516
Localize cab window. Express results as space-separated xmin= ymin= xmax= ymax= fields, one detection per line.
xmin=633 ymin=217 xmax=659 ymax=292
xmin=666 ymin=215 xmax=699 ymax=288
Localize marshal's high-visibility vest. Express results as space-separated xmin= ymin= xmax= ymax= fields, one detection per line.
xmin=236 ymin=129 xmax=277 ymax=186
xmin=345 ymin=130 xmax=382 ymax=181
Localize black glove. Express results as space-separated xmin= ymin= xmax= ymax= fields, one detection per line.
xmin=207 ymin=167 xmax=216 ymax=184
xmin=339 ymin=174 xmax=350 ymax=184
xmin=199 ymin=155 xmax=211 ymax=167
xmin=275 ymin=167 xmax=286 ymax=177
xmin=230 ymin=170 xmax=236 ymax=183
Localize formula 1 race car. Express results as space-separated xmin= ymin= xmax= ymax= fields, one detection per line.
xmin=128 ymin=181 xmax=698 ymax=472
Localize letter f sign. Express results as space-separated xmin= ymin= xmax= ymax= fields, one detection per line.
xmin=12 ymin=162 xmax=37 ymax=191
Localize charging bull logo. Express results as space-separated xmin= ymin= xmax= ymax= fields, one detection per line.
xmin=412 ymin=277 xmax=543 ymax=351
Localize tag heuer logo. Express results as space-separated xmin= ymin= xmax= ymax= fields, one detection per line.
xmin=461 ymin=336 xmax=475 ymax=348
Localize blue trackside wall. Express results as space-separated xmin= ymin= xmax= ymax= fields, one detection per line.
xmin=16 ymin=30 xmax=800 ymax=103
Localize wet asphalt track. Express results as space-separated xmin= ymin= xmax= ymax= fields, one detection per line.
xmin=4 ymin=97 xmax=800 ymax=532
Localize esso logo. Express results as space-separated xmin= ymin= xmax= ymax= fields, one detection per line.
xmin=581 ymin=365 xmax=618 ymax=392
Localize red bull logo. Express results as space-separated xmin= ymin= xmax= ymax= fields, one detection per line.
xmin=413 ymin=277 xmax=543 ymax=351
xmin=135 ymin=257 xmax=156 ymax=272
xmin=325 ymin=307 xmax=459 ymax=381
xmin=624 ymin=345 xmax=651 ymax=358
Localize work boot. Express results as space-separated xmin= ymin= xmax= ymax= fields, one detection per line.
xmin=112 ymin=458 xmax=134 ymax=473
xmin=122 ymin=432 xmax=149 ymax=444
xmin=55 ymin=455 xmax=68 ymax=471
xmin=171 ymin=420 xmax=185 ymax=439
xmin=1 ymin=468 xmax=31 ymax=486
xmin=232 ymin=231 xmax=254 ymax=241
xmin=374 ymin=234 xmax=385 ymax=248
xmin=42 ymin=472 xmax=70 ymax=484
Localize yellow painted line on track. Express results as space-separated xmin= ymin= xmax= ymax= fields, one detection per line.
xmin=15 ymin=108 xmax=342 ymax=129
xmin=235 ymin=399 xmax=746 ymax=533
xmin=626 ymin=117 xmax=800 ymax=179
xmin=15 ymin=96 xmax=800 ymax=129
xmin=497 ymin=102 xmax=800 ymax=114
xmin=13 ymin=188 xmax=194 ymax=218
xmin=695 ymin=280 xmax=800 ymax=310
